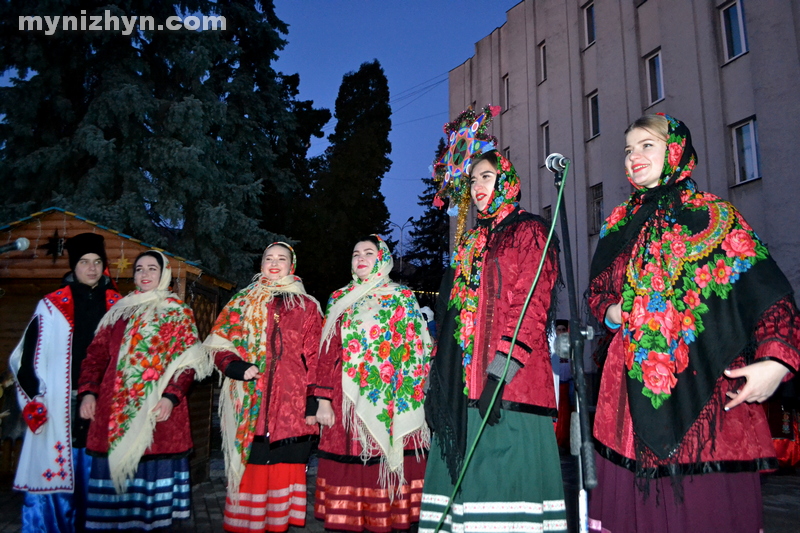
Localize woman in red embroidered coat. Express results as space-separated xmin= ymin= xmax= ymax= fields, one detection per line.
xmin=314 ymin=235 xmax=432 ymax=533
xmin=419 ymin=106 xmax=566 ymax=533
xmin=205 ymin=242 xmax=322 ymax=533
xmin=78 ymin=250 xmax=210 ymax=531
xmin=587 ymin=114 xmax=800 ymax=533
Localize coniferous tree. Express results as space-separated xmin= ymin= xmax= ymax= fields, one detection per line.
xmin=0 ymin=0 xmax=324 ymax=284
xmin=293 ymin=60 xmax=393 ymax=300
xmin=406 ymin=138 xmax=450 ymax=296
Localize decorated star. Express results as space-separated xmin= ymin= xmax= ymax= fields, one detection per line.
xmin=433 ymin=105 xmax=500 ymax=207
xmin=113 ymin=254 xmax=131 ymax=275
xmin=38 ymin=230 xmax=65 ymax=264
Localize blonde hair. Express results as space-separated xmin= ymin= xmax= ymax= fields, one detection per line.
xmin=625 ymin=114 xmax=669 ymax=141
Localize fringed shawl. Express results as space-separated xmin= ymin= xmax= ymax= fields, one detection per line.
xmin=205 ymin=271 xmax=320 ymax=495
xmin=589 ymin=115 xmax=793 ymax=472
xmin=322 ymin=236 xmax=432 ymax=493
xmin=98 ymin=251 xmax=211 ymax=493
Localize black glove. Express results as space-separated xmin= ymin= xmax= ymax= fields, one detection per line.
xmin=305 ymin=396 xmax=319 ymax=417
xmin=478 ymin=375 xmax=504 ymax=426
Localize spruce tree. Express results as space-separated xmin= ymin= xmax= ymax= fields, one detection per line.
xmin=0 ymin=0 xmax=322 ymax=284
xmin=406 ymin=138 xmax=451 ymax=296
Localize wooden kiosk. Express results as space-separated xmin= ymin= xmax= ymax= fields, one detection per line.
xmin=0 ymin=207 xmax=234 ymax=484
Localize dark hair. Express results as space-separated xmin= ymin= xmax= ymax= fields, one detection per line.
xmin=469 ymin=150 xmax=499 ymax=176
xmin=354 ymin=235 xmax=381 ymax=248
xmin=134 ymin=251 xmax=164 ymax=271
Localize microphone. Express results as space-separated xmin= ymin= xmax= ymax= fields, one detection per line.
xmin=0 ymin=237 xmax=30 ymax=255
xmin=545 ymin=153 xmax=570 ymax=173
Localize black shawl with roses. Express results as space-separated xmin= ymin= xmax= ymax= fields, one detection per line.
xmin=589 ymin=114 xmax=793 ymax=470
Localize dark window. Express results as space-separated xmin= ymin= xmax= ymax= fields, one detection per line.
xmin=589 ymin=183 xmax=604 ymax=235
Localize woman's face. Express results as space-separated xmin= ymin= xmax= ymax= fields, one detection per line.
xmin=134 ymin=256 xmax=162 ymax=293
xmin=261 ymin=245 xmax=292 ymax=280
xmin=625 ymin=127 xmax=668 ymax=189
xmin=352 ymin=241 xmax=379 ymax=281
xmin=469 ymin=158 xmax=497 ymax=211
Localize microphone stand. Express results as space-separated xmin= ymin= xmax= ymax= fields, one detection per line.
xmin=552 ymin=161 xmax=596 ymax=533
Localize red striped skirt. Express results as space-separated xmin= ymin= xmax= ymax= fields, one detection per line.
xmin=314 ymin=455 xmax=426 ymax=532
xmin=224 ymin=463 xmax=307 ymax=533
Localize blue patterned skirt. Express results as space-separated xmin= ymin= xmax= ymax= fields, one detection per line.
xmin=85 ymin=455 xmax=191 ymax=530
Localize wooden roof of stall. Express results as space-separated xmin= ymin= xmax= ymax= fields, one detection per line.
xmin=0 ymin=207 xmax=233 ymax=291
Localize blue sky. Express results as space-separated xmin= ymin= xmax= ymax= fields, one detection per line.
xmin=273 ymin=0 xmax=521 ymax=240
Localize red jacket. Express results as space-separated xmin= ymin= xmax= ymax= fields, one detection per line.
xmin=589 ymin=252 xmax=800 ymax=468
xmin=215 ymin=298 xmax=321 ymax=443
xmin=79 ymin=319 xmax=195 ymax=455
xmin=467 ymin=214 xmax=559 ymax=413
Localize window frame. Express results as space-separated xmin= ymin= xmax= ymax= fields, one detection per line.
xmin=587 ymin=91 xmax=600 ymax=139
xmin=502 ymin=74 xmax=510 ymax=111
xmin=720 ymin=0 xmax=748 ymax=62
xmin=588 ymin=183 xmax=604 ymax=236
xmin=541 ymin=122 xmax=550 ymax=167
xmin=645 ymin=49 xmax=664 ymax=105
xmin=542 ymin=205 xmax=552 ymax=227
xmin=538 ymin=40 xmax=547 ymax=83
xmin=583 ymin=2 xmax=596 ymax=48
xmin=731 ymin=118 xmax=761 ymax=184
xmin=503 ymin=146 xmax=512 ymax=162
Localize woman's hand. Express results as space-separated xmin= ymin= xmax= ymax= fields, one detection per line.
xmin=305 ymin=416 xmax=317 ymax=426
xmin=79 ymin=395 xmax=96 ymax=420
xmin=605 ymin=300 xmax=623 ymax=325
xmin=724 ymin=360 xmax=790 ymax=410
xmin=316 ymin=399 xmax=335 ymax=427
xmin=243 ymin=365 xmax=261 ymax=381
xmin=153 ymin=397 xmax=174 ymax=423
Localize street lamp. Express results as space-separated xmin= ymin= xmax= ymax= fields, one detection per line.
xmin=388 ymin=216 xmax=414 ymax=275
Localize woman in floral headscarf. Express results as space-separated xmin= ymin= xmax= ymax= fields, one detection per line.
xmin=78 ymin=250 xmax=211 ymax=530
xmin=587 ymin=114 xmax=800 ymax=533
xmin=314 ymin=235 xmax=432 ymax=532
xmin=205 ymin=242 xmax=322 ymax=533
xmin=419 ymin=144 xmax=567 ymax=532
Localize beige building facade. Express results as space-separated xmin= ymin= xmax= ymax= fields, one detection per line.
xmin=448 ymin=0 xmax=800 ymax=322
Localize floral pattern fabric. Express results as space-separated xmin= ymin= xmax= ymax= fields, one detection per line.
xmin=339 ymin=287 xmax=430 ymax=441
xmin=590 ymin=114 xmax=794 ymax=461
xmin=322 ymin=235 xmax=432 ymax=480
xmin=617 ymin=185 xmax=769 ymax=408
xmin=109 ymin=299 xmax=200 ymax=452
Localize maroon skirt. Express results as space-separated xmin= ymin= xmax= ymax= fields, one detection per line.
xmin=314 ymin=455 xmax=426 ymax=533
xmin=589 ymin=453 xmax=763 ymax=533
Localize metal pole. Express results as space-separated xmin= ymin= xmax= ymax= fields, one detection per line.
xmin=550 ymin=159 xmax=597 ymax=533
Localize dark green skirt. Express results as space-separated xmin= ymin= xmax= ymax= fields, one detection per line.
xmin=419 ymin=409 xmax=567 ymax=532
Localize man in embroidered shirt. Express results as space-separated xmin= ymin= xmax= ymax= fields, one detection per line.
xmin=10 ymin=233 xmax=121 ymax=533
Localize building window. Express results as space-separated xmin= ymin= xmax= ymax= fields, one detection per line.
xmin=589 ymin=183 xmax=604 ymax=235
xmin=583 ymin=2 xmax=596 ymax=47
xmin=732 ymin=118 xmax=760 ymax=183
xmin=538 ymin=41 xmax=547 ymax=82
xmin=720 ymin=1 xmax=747 ymax=61
xmin=588 ymin=91 xmax=599 ymax=138
xmin=502 ymin=74 xmax=510 ymax=110
xmin=645 ymin=50 xmax=663 ymax=105
xmin=503 ymin=146 xmax=511 ymax=162
xmin=541 ymin=122 xmax=550 ymax=165
xmin=542 ymin=205 xmax=552 ymax=227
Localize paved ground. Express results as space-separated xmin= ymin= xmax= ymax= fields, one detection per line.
xmin=0 ymin=453 xmax=798 ymax=532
